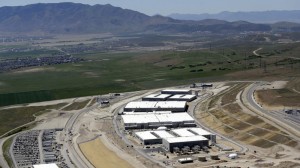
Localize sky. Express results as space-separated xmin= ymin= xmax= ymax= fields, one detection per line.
xmin=0 ymin=0 xmax=299 ymax=16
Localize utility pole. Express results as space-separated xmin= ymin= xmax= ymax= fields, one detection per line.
xmin=263 ymin=61 xmax=267 ymax=73
xmin=259 ymin=57 xmax=262 ymax=69
xmin=244 ymin=52 xmax=247 ymax=70
xmin=290 ymin=58 xmax=294 ymax=70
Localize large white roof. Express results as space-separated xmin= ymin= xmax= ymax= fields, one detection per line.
xmin=164 ymin=136 xmax=208 ymax=143
xmin=143 ymin=94 xmax=171 ymax=99
xmin=188 ymin=128 xmax=212 ymax=136
xmin=152 ymin=131 xmax=175 ymax=138
xmin=33 ymin=164 xmax=59 ymax=168
xmin=135 ymin=130 xmax=175 ymax=140
xmin=122 ymin=114 xmax=158 ymax=124
xmin=162 ymin=89 xmax=191 ymax=93
xmin=122 ymin=113 xmax=194 ymax=124
xmin=135 ymin=131 xmax=158 ymax=140
xmin=171 ymin=128 xmax=196 ymax=137
xmin=123 ymin=111 xmax=172 ymax=115
xmin=125 ymin=101 xmax=186 ymax=109
xmin=169 ymin=94 xmax=196 ymax=99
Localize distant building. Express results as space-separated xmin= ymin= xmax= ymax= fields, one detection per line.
xmin=142 ymin=94 xmax=172 ymax=101
xmin=135 ymin=130 xmax=175 ymax=145
xmin=161 ymin=89 xmax=192 ymax=95
xmin=171 ymin=128 xmax=216 ymax=143
xmin=124 ymin=101 xmax=187 ymax=112
xmin=168 ymin=94 xmax=196 ymax=102
xmin=121 ymin=112 xmax=196 ymax=130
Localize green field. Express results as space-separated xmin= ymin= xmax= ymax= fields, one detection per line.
xmin=0 ymin=50 xmax=238 ymax=106
xmin=0 ymin=103 xmax=67 ymax=136
xmin=0 ymin=41 xmax=299 ymax=107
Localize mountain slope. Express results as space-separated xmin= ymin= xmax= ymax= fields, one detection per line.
xmin=0 ymin=3 xmax=272 ymax=34
xmin=169 ymin=10 xmax=300 ymax=23
xmin=0 ymin=3 xmax=151 ymax=33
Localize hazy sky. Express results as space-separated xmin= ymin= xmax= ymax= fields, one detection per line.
xmin=0 ymin=0 xmax=299 ymax=16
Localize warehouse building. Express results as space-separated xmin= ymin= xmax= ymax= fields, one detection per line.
xmin=171 ymin=128 xmax=216 ymax=143
xmin=135 ymin=130 xmax=175 ymax=145
xmin=122 ymin=111 xmax=172 ymax=115
xmin=188 ymin=128 xmax=216 ymax=143
xmin=168 ymin=94 xmax=197 ymax=102
xmin=161 ymin=89 xmax=192 ymax=95
xmin=142 ymin=94 xmax=172 ymax=101
xmin=124 ymin=101 xmax=187 ymax=112
xmin=163 ymin=136 xmax=209 ymax=152
xmin=135 ymin=131 xmax=162 ymax=145
xmin=171 ymin=128 xmax=196 ymax=137
xmin=122 ymin=113 xmax=196 ymax=130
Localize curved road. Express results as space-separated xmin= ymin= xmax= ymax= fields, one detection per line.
xmin=244 ymin=82 xmax=300 ymax=137
xmin=0 ymin=137 xmax=10 ymax=168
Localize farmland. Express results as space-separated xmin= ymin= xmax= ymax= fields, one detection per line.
xmin=0 ymin=34 xmax=299 ymax=107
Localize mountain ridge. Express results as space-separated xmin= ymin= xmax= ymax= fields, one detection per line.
xmin=169 ymin=10 xmax=300 ymax=23
xmin=0 ymin=3 xmax=296 ymax=34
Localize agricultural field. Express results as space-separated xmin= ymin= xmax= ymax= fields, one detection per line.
xmin=0 ymin=35 xmax=299 ymax=107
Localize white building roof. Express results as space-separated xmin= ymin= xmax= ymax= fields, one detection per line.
xmin=123 ymin=111 xmax=172 ymax=115
xmin=135 ymin=131 xmax=158 ymax=140
xmin=152 ymin=131 xmax=175 ymax=138
xmin=171 ymin=128 xmax=196 ymax=137
xmin=125 ymin=101 xmax=186 ymax=109
xmin=164 ymin=136 xmax=208 ymax=143
xmin=122 ymin=113 xmax=194 ymax=124
xmin=122 ymin=114 xmax=158 ymax=124
xmin=188 ymin=128 xmax=212 ymax=136
xmin=143 ymin=94 xmax=171 ymax=99
xmin=169 ymin=94 xmax=196 ymax=99
xmin=162 ymin=89 xmax=191 ymax=93
xmin=33 ymin=163 xmax=59 ymax=168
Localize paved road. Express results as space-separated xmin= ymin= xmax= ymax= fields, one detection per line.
xmin=253 ymin=48 xmax=262 ymax=56
xmin=245 ymin=82 xmax=300 ymax=135
xmin=63 ymin=105 xmax=99 ymax=168
xmin=0 ymin=137 xmax=11 ymax=168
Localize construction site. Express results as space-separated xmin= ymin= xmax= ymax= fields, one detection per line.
xmin=0 ymin=81 xmax=300 ymax=168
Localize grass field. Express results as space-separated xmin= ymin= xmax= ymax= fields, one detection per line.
xmin=62 ymin=99 xmax=90 ymax=111
xmin=0 ymin=50 xmax=237 ymax=106
xmin=0 ymin=41 xmax=299 ymax=107
xmin=79 ymin=138 xmax=133 ymax=168
xmin=0 ymin=103 xmax=67 ymax=136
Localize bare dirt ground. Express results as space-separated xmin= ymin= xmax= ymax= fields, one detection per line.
xmin=79 ymin=137 xmax=133 ymax=168
xmin=255 ymin=80 xmax=300 ymax=110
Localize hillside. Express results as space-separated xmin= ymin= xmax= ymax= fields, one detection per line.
xmin=0 ymin=3 xmax=273 ymax=34
xmin=169 ymin=10 xmax=300 ymax=23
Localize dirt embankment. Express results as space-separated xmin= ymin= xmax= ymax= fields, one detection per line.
xmin=79 ymin=137 xmax=133 ymax=168
xmin=255 ymin=88 xmax=300 ymax=110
